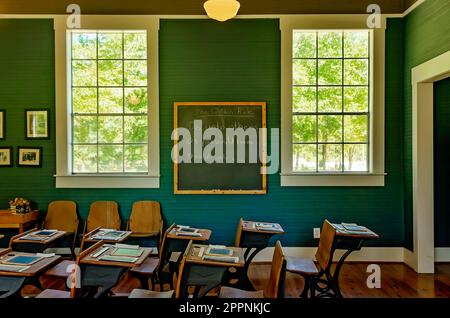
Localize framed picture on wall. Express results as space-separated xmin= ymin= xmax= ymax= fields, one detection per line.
xmin=0 ymin=147 xmax=12 ymax=167
xmin=25 ymin=109 xmax=49 ymax=139
xmin=17 ymin=147 xmax=42 ymax=167
xmin=0 ymin=110 xmax=5 ymax=140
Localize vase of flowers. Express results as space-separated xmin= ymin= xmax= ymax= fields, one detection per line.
xmin=9 ymin=197 xmax=31 ymax=214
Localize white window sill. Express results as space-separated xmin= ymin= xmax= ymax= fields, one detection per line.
xmin=280 ymin=173 xmax=386 ymax=187
xmin=55 ymin=175 xmax=160 ymax=189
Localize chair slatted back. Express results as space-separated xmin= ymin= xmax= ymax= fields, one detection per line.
xmin=86 ymin=201 xmax=120 ymax=232
xmin=315 ymin=219 xmax=336 ymax=271
xmin=234 ymin=218 xmax=244 ymax=247
xmin=45 ymin=201 xmax=79 ymax=233
xmin=264 ymin=241 xmax=286 ymax=298
xmin=128 ymin=201 xmax=162 ymax=235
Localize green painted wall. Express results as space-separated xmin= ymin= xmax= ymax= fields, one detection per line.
xmin=403 ymin=0 xmax=450 ymax=250
xmin=0 ymin=18 xmax=405 ymax=248
xmin=434 ymin=78 xmax=450 ymax=247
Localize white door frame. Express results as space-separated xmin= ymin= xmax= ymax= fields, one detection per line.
xmin=408 ymin=50 xmax=450 ymax=273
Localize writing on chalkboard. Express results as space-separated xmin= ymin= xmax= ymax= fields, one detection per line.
xmin=173 ymin=102 xmax=268 ymax=194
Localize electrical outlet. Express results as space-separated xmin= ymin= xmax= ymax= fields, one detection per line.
xmin=313 ymin=228 xmax=321 ymax=239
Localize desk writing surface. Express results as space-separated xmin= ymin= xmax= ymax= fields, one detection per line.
xmin=167 ymin=228 xmax=212 ymax=241
xmin=80 ymin=244 xmax=152 ymax=268
xmin=332 ymin=223 xmax=379 ymax=239
xmin=186 ymin=244 xmax=245 ymax=268
xmin=0 ymin=251 xmax=60 ymax=277
xmin=242 ymin=221 xmax=285 ymax=235
xmin=12 ymin=230 xmax=66 ymax=245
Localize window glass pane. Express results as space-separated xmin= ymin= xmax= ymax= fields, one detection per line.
xmin=98 ymin=60 xmax=123 ymax=86
xmin=72 ymin=33 xmax=97 ymax=59
xmin=344 ymin=87 xmax=369 ymax=112
xmin=344 ymin=144 xmax=368 ymax=171
xmin=124 ymin=32 xmax=147 ymax=59
xmin=125 ymin=88 xmax=148 ymax=113
xmin=318 ymin=87 xmax=342 ymax=113
xmin=293 ymin=144 xmax=316 ymax=172
xmin=73 ymin=88 xmax=97 ymax=113
xmin=344 ymin=59 xmax=368 ymax=85
xmin=124 ymin=61 xmax=147 ymax=86
xmin=318 ymin=32 xmax=342 ymax=58
xmin=124 ymin=116 xmax=148 ymax=143
xmin=72 ymin=60 xmax=97 ymax=86
xmin=318 ymin=60 xmax=342 ymax=85
xmin=344 ymin=115 xmax=368 ymax=142
xmin=293 ymin=115 xmax=316 ymax=143
xmin=125 ymin=145 xmax=148 ymax=172
xmin=98 ymin=33 xmax=123 ymax=59
xmin=344 ymin=31 xmax=369 ymax=58
xmin=318 ymin=144 xmax=342 ymax=171
xmin=98 ymin=116 xmax=123 ymax=143
xmin=293 ymin=59 xmax=316 ymax=85
xmin=318 ymin=115 xmax=342 ymax=142
xmin=293 ymin=31 xmax=316 ymax=58
xmin=98 ymin=145 xmax=123 ymax=172
xmin=73 ymin=116 xmax=97 ymax=143
xmin=99 ymin=88 xmax=123 ymax=113
xmin=73 ymin=145 xmax=97 ymax=173
xmin=293 ymin=87 xmax=316 ymax=113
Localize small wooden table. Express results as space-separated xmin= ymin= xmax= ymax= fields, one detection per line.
xmin=0 ymin=210 xmax=39 ymax=233
xmin=236 ymin=220 xmax=284 ymax=290
xmin=180 ymin=243 xmax=245 ymax=298
xmin=11 ymin=229 xmax=67 ymax=254
xmin=0 ymin=248 xmax=61 ymax=298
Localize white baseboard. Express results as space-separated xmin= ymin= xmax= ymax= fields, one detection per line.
xmin=435 ymin=248 xmax=450 ymax=262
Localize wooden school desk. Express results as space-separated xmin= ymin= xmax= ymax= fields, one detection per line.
xmin=10 ymin=228 xmax=67 ymax=254
xmin=179 ymin=243 xmax=245 ymax=298
xmin=79 ymin=242 xmax=153 ymax=297
xmin=235 ymin=220 xmax=284 ymax=290
xmin=0 ymin=210 xmax=39 ymax=233
xmin=0 ymin=248 xmax=60 ymax=298
xmin=287 ymin=223 xmax=379 ymax=298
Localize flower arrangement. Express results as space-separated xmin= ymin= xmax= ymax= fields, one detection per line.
xmin=9 ymin=197 xmax=31 ymax=214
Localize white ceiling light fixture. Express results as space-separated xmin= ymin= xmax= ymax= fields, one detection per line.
xmin=203 ymin=0 xmax=241 ymax=22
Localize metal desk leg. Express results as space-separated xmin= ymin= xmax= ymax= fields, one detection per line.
xmin=238 ymin=247 xmax=263 ymax=291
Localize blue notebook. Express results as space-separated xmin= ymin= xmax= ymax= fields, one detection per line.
xmin=4 ymin=255 xmax=42 ymax=265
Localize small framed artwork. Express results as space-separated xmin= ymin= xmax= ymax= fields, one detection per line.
xmin=25 ymin=109 xmax=49 ymax=139
xmin=17 ymin=147 xmax=42 ymax=167
xmin=0 ymin=147 xmax=12 ymax=167
xmin=0 ymin=110 xmax=5 ymax=140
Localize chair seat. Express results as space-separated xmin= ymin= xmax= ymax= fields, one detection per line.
xmin=286 ymin=256 xmax=318 ymax=275
xmin=129 ymin=289 xmax=174 ymax=298
xmin=219 ymin=286 xmax=264 ymax=298
xmin=44 ymin=260 xmax=75 ymax=278
xmin=130 ymin=257 xmax=159 ymax=275
xmin=36 ymin=289 xmax=71 ymax=298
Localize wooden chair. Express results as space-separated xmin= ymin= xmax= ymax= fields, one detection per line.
xmin=234 ymin=218 xmax=244 ymax=247
xmin=219 ymin=240 xmax=286 ymax=298
xmin=126 ymin=241 xmax=190 ymax=299
xmin=84 ymin=201 xmax=120 ymax=233
xmin=126 ymin=201 xmax=163 ymax=246
xmin=43 ymin=200 xmax=79 ymax=256
xmin=129 ymin=223 xmax=176 ymax=291
xmin=285 ymin=219 xmax=336 ymax=298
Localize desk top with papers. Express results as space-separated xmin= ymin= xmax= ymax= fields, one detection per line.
xmin=84 ymin=228 xmax=132 ymax=243
xmin=186 ymin=244 xmax=245 ymax=267
xmin=332 ymin=223 xmax=379 ymax=239
xmin=80 ymin=243 xmax=153 ymax=268
xmin=12 ymin=229 xmax=66 ymax=245
xmin=0 ymin=248 xmax=61 ymax=277
xmin=167 ymin=225 xmax=212 ymax=241
xmin=242 ymin=220 xmax=285 ymax=235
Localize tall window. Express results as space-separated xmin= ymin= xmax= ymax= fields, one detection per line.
xmin=292 ymin=30 xmax=370 ymax=172
xmin=70 ymin=30 xmax=148 ymax=174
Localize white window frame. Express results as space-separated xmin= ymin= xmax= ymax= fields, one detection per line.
xmin=280 ymin=15 xmax=386 ymax=186
xmin=54 ymin=16 xmax=160 ymax=188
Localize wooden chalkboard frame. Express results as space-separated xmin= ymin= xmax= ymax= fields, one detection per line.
xmin=174 ymin=102 xmax=267 ymax=195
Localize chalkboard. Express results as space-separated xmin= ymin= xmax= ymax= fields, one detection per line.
xmin=174 ymin=102 xmax=267 ymax=194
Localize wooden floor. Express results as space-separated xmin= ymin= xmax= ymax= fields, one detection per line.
xmin=35 ymin=262 xmax=450 ymax=298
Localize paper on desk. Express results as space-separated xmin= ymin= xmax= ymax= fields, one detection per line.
xmin=36 ymin=253 xmax=55 ymax=258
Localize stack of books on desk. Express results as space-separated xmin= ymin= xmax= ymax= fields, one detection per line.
xmin=174 ymin=225 xmax=203 ymax=237
xmin=91 ymin=229 xmax=128 ymax=241
xmin=254 ymin=222 xmax=284 ymax=232
xmin=339 ymin=223 xmax=370 ymax=234
xmin=19 ymin=229 xmax=59 ymax=241
xmin=202 ymin=245 xmax=238 ymax=263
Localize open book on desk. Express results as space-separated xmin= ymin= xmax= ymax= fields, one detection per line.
xmin=254 ymin=222 xmax=283 ymax=232
xmin=91 ymin=229 xmax=128 ymax=241
xmin=202 ymin=255 xmax=239 ymax=263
